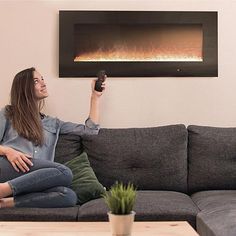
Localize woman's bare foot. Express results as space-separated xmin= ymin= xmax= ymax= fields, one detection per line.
xmin=0 ymin=183 xmax=13 ymax=199
xmin=0 ymin=197 xmax=15 ymax=208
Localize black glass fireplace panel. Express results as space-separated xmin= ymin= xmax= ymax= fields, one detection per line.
xmin=59 ymin=11 xmax=217 ymax=77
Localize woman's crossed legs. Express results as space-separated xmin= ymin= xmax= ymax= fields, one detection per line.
xmin=0 ymin=157 xmax=77 ymax=208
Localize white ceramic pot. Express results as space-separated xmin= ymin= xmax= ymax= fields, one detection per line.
xmin=108 ymin=211 xmax=135 ymax=236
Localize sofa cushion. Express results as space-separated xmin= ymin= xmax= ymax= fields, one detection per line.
xmin=82 ymin=125 xmax=188 ymax=192
xmin=196 ymin=208 xmax=236 ymax=236
xmin=192 ymin=191 xmax=236 ymax=236
xmin=191 ymin=190 xmax=236 ymax=211
xmin=188 ymin=125 xmax=236 ymax=193
xmin=0 ymin=207 xmax=78 ymax=221
xmin=64 ymin=152 xmax=105 ymax=204
xmin=78 ymin=190 xmax=199 ymax=228
xmin=55 ymin=134 xmax=83 ymax=164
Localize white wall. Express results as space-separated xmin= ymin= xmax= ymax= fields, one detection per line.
xmin=0 ymin=0 xmax=236 ymax=128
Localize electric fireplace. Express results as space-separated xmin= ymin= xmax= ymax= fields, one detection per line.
xmin=59 ymin=11 xmax=218 ymax=77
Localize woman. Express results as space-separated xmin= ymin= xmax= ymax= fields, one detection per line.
xmin=0 ymin=67 xmax=105 ymax=208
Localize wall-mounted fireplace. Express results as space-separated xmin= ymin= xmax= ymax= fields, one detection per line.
xmin=59 ymin=11 xmax=218 ymax=77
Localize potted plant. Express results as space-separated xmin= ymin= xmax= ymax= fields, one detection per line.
xmin=103 ymin=182 xmax=137 ymax=236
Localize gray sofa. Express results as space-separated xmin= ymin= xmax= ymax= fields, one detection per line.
xmin=1 ymin=124 xmax=236 ymax=236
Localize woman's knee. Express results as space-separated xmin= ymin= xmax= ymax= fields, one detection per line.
xmin=61 ymin=187 xmax=77 ymax=207
xmin=55 ymin=163 xmax=73 ymax=186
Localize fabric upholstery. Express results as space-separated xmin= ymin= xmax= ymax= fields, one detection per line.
xmin=0 ymin=207 xmax=78 ymax=221
xmin=188 ymin=125 xmax=236 ymax=193
xmin=192 ymin=191 xmax=236 ymax=236
xmin=78 ymin=190 xmax=199 ymax=228
xmin=82 ymin=125 xmax=188 ymax=192
xmin=191 ymin=190 xmax=236 ymax=211
xmin=197 ymin=208 xmax=236 ymax=236
xmin=55 ymin=134 xmax=83 ymax=164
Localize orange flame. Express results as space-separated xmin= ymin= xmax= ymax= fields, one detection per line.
xmin=74 ymin=46 xmax=202 ymax=62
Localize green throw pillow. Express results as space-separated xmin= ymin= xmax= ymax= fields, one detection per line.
xmin=64 ymin=152 xmax=105 ymax=204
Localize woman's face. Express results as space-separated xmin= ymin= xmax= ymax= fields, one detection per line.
xmin=33 ymin=70 xmax=49 ymax=100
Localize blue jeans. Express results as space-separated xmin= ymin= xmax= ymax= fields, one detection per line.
xmin=0 ymin=157 xmax=77 ymax=208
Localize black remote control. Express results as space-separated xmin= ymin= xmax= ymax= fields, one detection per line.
xmin=95 ymin=70 xmax=106 ymax=92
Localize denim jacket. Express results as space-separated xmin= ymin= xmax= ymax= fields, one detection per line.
xmin=0 ymin=108 xmax=100 ymax=161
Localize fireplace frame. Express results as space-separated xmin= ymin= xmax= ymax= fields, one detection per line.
xmin=59 ymin=11 xmax=218 ymax=77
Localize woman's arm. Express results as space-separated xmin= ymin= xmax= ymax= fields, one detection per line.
xmin=58 ymin=79 xmax=105 ymax=135
xmin=88 ymin=80 xmax=105 ymax=124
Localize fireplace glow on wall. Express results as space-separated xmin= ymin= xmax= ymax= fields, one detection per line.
xmin=59 ymin=11 xmax=217 ymax=77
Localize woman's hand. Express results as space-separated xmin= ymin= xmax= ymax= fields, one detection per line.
xmin=88 ymin=79 xmax=106 ymax=124
xmin=3 ymin=146 xmax=33 ymax=173
xmin=91 ymin=79 xmax=106 ymax=98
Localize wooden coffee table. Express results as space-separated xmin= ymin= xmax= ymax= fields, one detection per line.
xmin=0 ymin=221 xmax=199 ymax=236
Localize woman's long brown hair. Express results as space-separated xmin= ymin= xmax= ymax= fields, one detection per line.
xmin=5 ymin=67 xmax=44 ymax=146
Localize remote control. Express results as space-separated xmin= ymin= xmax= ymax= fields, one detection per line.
xmin=95 ymin=70 xmax=106 ymax=92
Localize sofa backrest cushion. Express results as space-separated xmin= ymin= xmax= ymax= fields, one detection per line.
xmin=55 ymin=134 xmax=83 ymax=164
xmin=188 ymin=125 xmax=236 ymax=193
xmin=82 ymin=125 xmax=188 ymax=192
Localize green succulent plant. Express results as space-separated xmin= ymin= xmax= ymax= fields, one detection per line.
xmin=103 ymin=182 xmax=137 ymax=215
